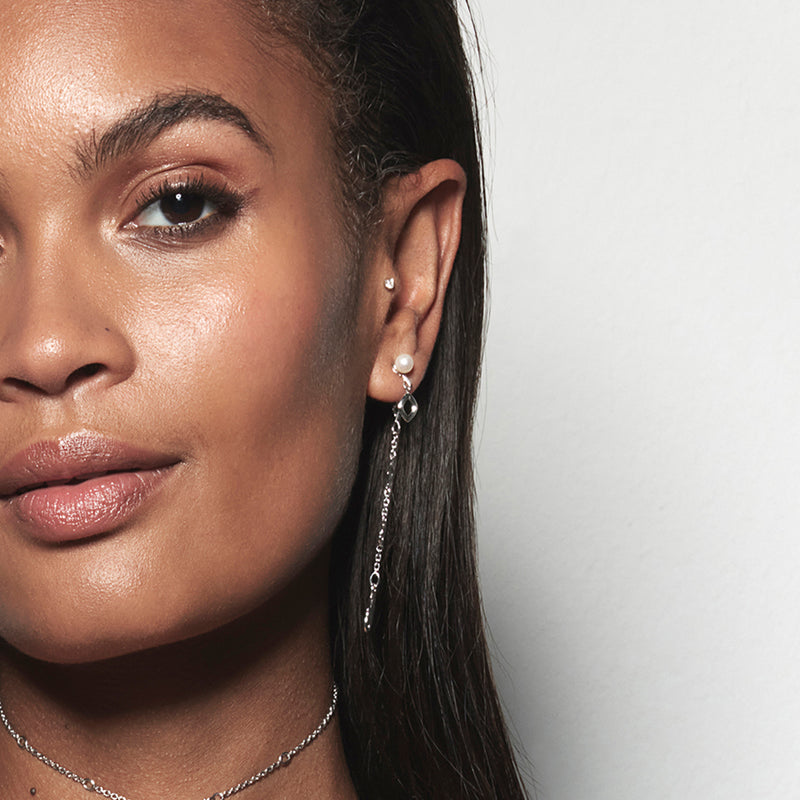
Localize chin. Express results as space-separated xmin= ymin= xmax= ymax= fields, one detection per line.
xmin=0 ymin=538 xmax=330 ymax=666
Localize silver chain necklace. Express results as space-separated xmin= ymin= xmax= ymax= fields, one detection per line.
xmin=0 ymin=681 xmax=338 ymax=800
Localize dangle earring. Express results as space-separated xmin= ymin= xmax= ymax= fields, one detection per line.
xmin=363 ymin=353 xmax=418 ymax=632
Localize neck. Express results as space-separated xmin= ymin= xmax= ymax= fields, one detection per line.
xmin=0 ymin=554 xmax=356 ymax=800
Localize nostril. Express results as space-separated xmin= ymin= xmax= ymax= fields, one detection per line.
xmin=1 ymin=377 xmax=45 ymax=395
xmin=65 ymin=362 xmax=104 ymax=388
xmin=0 ymin=363 xmax=110 ymax=399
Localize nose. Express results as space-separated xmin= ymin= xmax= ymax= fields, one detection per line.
xmin=0 ymin=265 xmax=135 ymax=402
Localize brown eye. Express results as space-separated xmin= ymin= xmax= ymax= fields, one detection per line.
xmin=158 ymin=191 xmax=208 ymax=224
xmin=130 ymin=177 xmax=244 ymax=237
xmin=136 ymin=191 xmax=213 ymax=227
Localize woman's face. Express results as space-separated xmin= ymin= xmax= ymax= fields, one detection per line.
xmin=0 ymin=0 xmax=382 ymax=662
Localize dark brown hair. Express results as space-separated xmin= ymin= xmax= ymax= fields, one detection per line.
xmin=256 ymin=1 xmax=530 ymax=796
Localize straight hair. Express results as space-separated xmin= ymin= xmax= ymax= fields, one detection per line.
xmin=253 ymin=1 xmax=530 ymax=796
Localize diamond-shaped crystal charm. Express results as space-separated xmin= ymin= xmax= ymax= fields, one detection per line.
xmin=397 ymin=392 xmax=418 ymax=423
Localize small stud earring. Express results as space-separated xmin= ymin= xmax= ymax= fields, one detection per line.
xmin=393 ymin=353 xmax=413 ymax=374
xmin=363 ymin=355 xmax=419 ymax=632
xmin=384 ymin=277 xmax=395 ymax=290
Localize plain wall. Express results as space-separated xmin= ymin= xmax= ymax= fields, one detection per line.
xmin=476 ymin=3 xmax=800 ymax=799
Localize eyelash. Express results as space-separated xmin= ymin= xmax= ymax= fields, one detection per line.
xmin=130 ymin=175 xmax=245 ymax=241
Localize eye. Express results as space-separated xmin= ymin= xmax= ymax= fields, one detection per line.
xmin=128 ymin=176 xmax=245 ymax=239
xmin=137 ymin=190 xmax=215 ymax=227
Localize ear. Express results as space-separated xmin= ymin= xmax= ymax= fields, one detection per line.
xmin=367 ymin=159 xmax=467 ymax=403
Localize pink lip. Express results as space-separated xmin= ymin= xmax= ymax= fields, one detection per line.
xmin=0 ymin=432 xmax=180 ymax=543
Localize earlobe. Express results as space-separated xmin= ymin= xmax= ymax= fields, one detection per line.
xmin=367 ymin=158 xmax=466 ymax=403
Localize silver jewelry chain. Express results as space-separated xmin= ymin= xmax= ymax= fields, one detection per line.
xmin=363 ymin=372 xmax=418 ymax=632
xmin=0 ymin=681 xmax=337 ymax=800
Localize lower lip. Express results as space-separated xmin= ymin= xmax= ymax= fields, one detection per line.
xmin=7 ymin=468 xmax=173 ymax=543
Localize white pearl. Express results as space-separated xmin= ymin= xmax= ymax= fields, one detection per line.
xmin=394 ymin=353 xmax=414 ymax=374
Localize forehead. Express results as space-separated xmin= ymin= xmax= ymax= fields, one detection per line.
xmin=0 ymin=0 xmax=328 ymax=172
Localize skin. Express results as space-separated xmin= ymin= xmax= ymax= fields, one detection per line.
xmin=0 ymin=0 xmax=465 ymax=797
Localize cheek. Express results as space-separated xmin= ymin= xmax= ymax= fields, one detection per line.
xmin=0 ymin=255 xmax=366 ymax=663
xmin=155 ymin=234 xmax=354 ymax=453
xmin=113 ymin=229 xmax=363 ymax=628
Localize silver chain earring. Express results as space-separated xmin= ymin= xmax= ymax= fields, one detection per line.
xmin=363 ymin=354 xmax=418 ymax=632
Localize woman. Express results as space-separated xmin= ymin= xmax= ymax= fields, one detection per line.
xmin=0 ymin=0 xmax=527 ymax=797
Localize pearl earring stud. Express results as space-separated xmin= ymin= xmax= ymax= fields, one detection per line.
xmin=384 ymin=278 xmax=395 ymax=290
xmin=393 ymin=353 xmax=414 ymax=374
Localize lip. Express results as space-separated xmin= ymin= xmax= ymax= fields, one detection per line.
xmin=0 ymin=432 xmax=180 ymax=543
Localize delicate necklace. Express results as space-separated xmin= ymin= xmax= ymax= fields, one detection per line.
xmin=0 ymin=681 xmax=338 ymax=800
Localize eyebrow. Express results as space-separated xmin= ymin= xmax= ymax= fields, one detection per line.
xmin=73 ymin=90 xmax=271 ymax=178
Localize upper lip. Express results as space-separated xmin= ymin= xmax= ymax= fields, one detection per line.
xmin=0 ymin=432 xmax=180 ymax=499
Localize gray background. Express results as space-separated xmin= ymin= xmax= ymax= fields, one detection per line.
xmin=476 ymin=2 xmax=800 ymax=798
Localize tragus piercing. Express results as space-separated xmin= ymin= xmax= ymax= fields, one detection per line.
xmin=363 ymin=356 xmax=419 ymax=632
xmin=384 ymin=277 xmax=395 ymax=290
